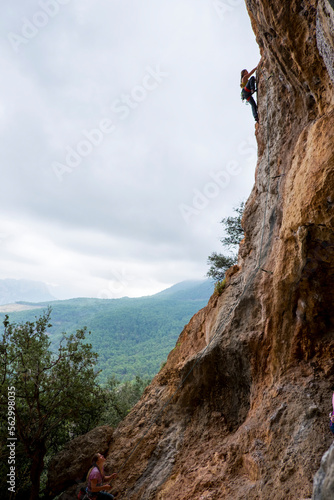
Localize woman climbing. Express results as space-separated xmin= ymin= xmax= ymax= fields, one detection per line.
xmin=240 ymin=65 xmax=259 ymax=123
xmin=86 ymin=453 xmax=117 ymax=499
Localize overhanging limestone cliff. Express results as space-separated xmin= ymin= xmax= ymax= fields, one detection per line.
xmin=49 ymin=1 xmax=334 ymax=499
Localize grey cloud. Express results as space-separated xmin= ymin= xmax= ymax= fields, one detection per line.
xmin=0 ymin=0 xmax=259 ymax=297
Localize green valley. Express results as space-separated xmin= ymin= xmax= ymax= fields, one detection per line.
xmin=0 ymin=280 xmax=213 ymax=384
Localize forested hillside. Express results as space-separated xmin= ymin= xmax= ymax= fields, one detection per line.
xmin=0 ymin=280 xmax=213 ymax=383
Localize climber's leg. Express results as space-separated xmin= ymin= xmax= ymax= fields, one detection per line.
xmin=247 ymin=95 xmax=259 ymax=122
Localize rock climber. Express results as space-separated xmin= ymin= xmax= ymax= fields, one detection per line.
xmin=240 ymin=65 xmax=259 ymax=123
xmin=86 ymin=453 xmax=117 ymax=500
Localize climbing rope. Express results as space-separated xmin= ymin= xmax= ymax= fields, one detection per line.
xmin=117 ymin=69 xmax=273 ymax=475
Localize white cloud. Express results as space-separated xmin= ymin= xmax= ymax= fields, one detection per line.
xmin=0 ymin=0 xmax=259 ymax=299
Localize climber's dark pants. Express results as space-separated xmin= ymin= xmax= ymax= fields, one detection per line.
xmin=246 ymin=76 xmax=256 ymax=93
xmin=242 ymin=76 xmax=258 ymax=122
xmin=247 ymin=95 xmax=258 ymax=121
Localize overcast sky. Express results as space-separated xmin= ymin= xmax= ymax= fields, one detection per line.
xmin=0 ymin=0 xmax=259 ymax=300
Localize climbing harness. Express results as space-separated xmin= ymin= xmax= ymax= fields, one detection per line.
xmin=118 ymin=70 xmax=274 ymax=475
xmin=241 ymin=73 xmax=257 ymax=100
xmin=241 ymin=83 xmax=257 ymax=103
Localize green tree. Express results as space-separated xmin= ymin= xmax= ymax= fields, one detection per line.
xmin=207 ymin=253 xmax=236 ymax=281
xmin=0 ymin=308 xmax=102 ymax=500
xmin=99 ymin=375 xmax=150 ymax=427
xmin=207 ymin=202 xmax=245 ymax=281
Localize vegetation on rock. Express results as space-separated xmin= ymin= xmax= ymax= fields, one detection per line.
xmin=207 ymin=202 xmax=244 ymax=281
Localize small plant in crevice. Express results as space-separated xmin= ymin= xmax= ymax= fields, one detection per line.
xmin=214 ymin=279 xmax=226 ymax=296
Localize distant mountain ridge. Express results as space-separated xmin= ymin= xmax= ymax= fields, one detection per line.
xmin=153 ymin=280 xmax=214 ymax=300
xmin=0 ymin=278 xmax=55 ymax=305
xmin=0 ymin=279 xmax=212 ymax=307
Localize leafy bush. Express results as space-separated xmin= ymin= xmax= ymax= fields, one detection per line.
xmin=207 ymin=202 xmax=244 ymax=282
xmin=0 ymin=309 xmax=101 ymax=500
xmin=214 ymin=279 xmax=226 ymax=296
xmin=99 ymin=375 xmax=150 ymax=427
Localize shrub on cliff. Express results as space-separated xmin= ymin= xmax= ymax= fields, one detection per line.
xmin=207 ymin=202 xmax=244 ymax=281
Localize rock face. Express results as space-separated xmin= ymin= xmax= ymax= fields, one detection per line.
xmin=52 ymin=1 xmax=334 ymax=499
xmin=47 ymin=425 xmax=113 ymax=497
xmin=313 ymin=442 xmax=334 ymax=499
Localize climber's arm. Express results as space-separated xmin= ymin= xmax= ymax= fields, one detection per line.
xmin=248 ymin=66 xmax=258 ymax=78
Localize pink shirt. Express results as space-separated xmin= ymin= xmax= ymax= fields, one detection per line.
xmin=88 ymin=466 xmax=104 ymax=493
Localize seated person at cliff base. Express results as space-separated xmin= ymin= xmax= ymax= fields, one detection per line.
xmin=86 ymin=453 xmax=117 ymax=500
